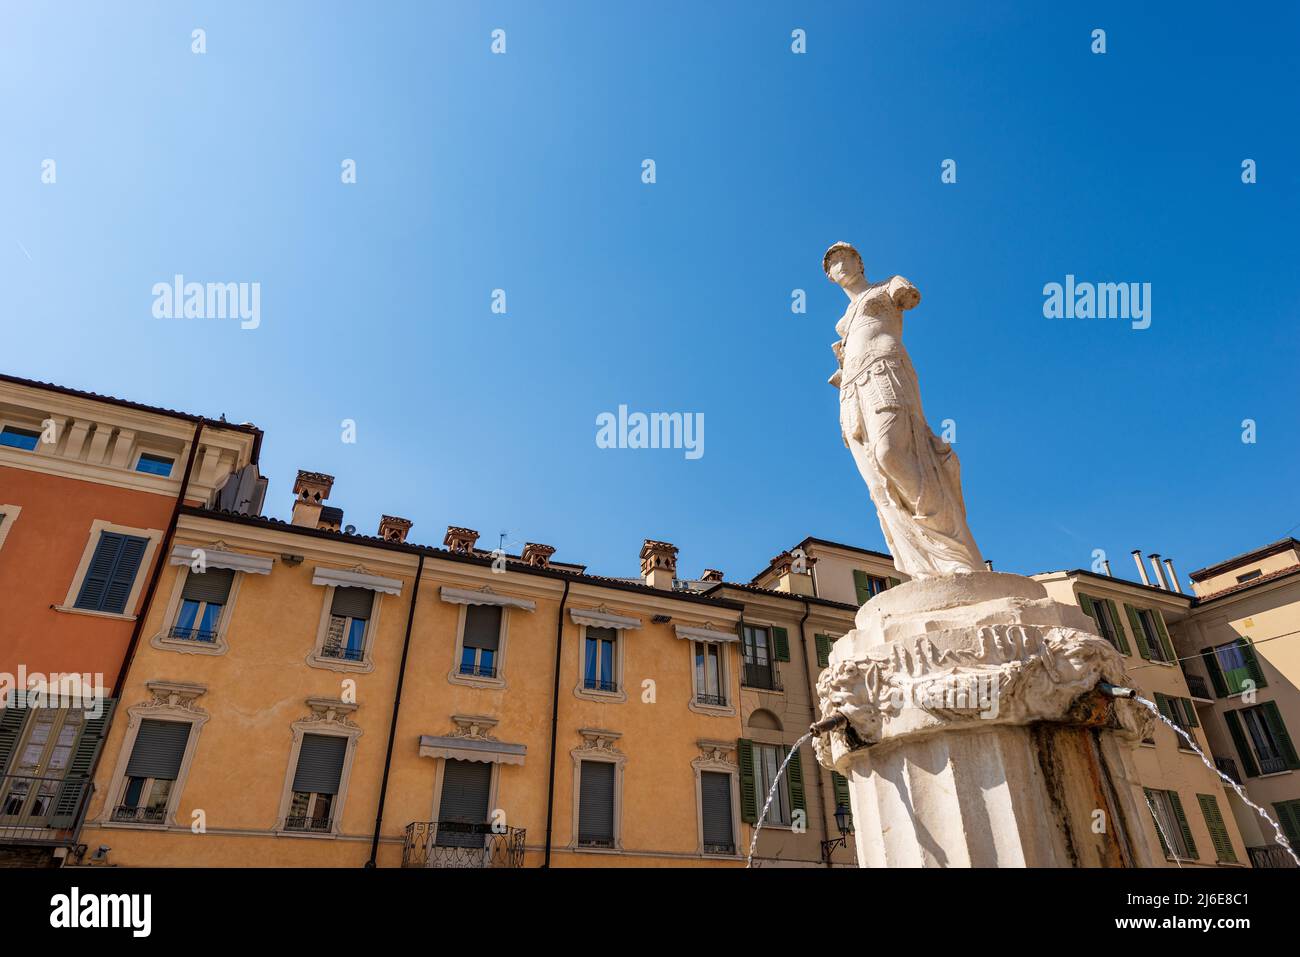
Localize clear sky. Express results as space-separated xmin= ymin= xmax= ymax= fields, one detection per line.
xmin=4 ymin=1 xmax=1297 ymax=586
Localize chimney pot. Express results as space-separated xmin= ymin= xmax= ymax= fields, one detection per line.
xmin=291 ymin=470 xmax=334 ymax=527
xmin=701 ymin=568 xmax=725 ymax=583
xmin=522 ymin=542 xmax=556 ymax=568
xmin=639 ymin=539 xmax=678 ymax=590
xmin=444 ymin=526 xmax=480 ymax=554
xmin=1162 ymin=557 xmax=1183 ymax=594
xmin=1148 ymin=553 xmax=1169 ymax=591
xmin=1131 ymin=549 xmax=1151 ymax=586
xmin=378 ymin=515 xmax=413 ymax=543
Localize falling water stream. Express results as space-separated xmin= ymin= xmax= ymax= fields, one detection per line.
xmin=1133 ymin=695 xmax=1299 ymax=867
xmin=745 ymin=698 xmax=1299 ymax=869
xmin=746 ymin=730 xmax=813 ymax=868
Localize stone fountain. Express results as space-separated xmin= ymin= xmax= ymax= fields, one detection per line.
xmin=812 ymin=243 xmax=1156 ymax=867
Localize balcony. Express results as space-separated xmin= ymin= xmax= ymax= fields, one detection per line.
xmin=583 ymin=678 xmax=618 ymax=694
xmin=1248 ymin=845 xmax=1297 ymax=868
xmin=320 ymin=642 xmax=365 ymax=663
xmin=110 ymin=804 xmax=167 ymax=825
xmin=168 ymin=624 xmax=217 ymax=643
xmin=0 ymin=774 xmax=93 ymax=846
xmin=402 ymin=822 xmax=526 ymax=868
xmin=695 ymin=693 xmax=728 ymax=708
xmin=1215 ymin=757 xmax=1242 ymax=786
xmin=742 ymin=661 xmax=782 ymax=692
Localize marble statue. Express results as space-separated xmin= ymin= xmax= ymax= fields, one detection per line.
xmin=824 ymin=241 xmax=982 ymax=580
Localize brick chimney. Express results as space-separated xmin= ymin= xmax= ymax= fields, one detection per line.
xmin=291 ymin=470 xmax=334 ymax=528
xmin=701 ymin=568 xmax=725 ymax=583
xmin=522 ymin=542 xmax=556 ymax=568
xmin=769 ymin=550 xmax=816 ymax=596
xmin=640 ymin=539 xmax=678 ymax=590
xmin=444 ymin=526 xmax=480 ymax=554
xmin=378 ymin=515 xmax=413 ymax=543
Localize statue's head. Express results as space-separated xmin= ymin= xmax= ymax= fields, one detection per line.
xmin=822 ymin=241 xmax=864 ymax=287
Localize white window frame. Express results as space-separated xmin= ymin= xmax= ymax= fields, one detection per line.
xmin=55 ymin=519 xmax=164 ymax=621
xmin=307 ymin=585 xmax=384 ymax=674
xmin=0 ymin=503 xmax=21 ymax=552
xmin=131 ymin=447 xmax=177 ymax=478
xmin=575 ymin=625 xmax=626 ymax=703
xmin=273 ymin=699 xmax=362 ymax=839
xmin=1146 ymin=788 xmax=1195 ymax=861
xmin=448 ymin=603 xmax=511 ymax=690
xmin=150 ymin=564 xmax=245 ymax=656
xmin=98 ymin=682 xmax=209 ymax=830
xmin=569 ymin=729 xmax=626 ymax=853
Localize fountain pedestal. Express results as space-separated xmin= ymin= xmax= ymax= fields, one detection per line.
xmin=814 ymin=572 xmax=1158 ymax=868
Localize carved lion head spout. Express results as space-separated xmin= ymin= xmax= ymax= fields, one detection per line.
xmin=823 ymin=241 xmax=865 ymax=289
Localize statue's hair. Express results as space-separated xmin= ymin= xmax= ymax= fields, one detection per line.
xmin=822 ymin=241 xmax=863 ymax=278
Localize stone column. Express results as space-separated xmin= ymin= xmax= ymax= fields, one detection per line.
xmin=814 ymin=572 xmax=1157 ymax=868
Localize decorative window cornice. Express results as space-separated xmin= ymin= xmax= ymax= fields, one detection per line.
xmin=302 ymin=697 xmax=360 ymax=729
xmin=574 ymin=727 xmax=626 ymax=760
xmin=169 ymin=542 xmax=273 ymax=575
xmin=312 ymin=564 xmax=403 ymax=596
xmin=570 ymin=606 xmax=643 ymax=630
xmin=143 ymin=680 xmax=207 ymax=713
xmin=675 ymin=622 xmax=740 ymax=644
xmin=440 ymin=585 xmax=536 ymax=612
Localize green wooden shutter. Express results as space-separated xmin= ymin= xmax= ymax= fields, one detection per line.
xmin=1150 ymin=609 xmax=1176 ymax=662
xmin=50 ymin=700 xmax=116 ymax=827
xmin=1143 ymin=788 xmax=1171 ymax=856
xmin=785 ymin=744 xmax=805 ymax=817
xmin=1201 ymin=647 xmax=1229 ymax=697
xmin=815 ymin=634 xmax=831 ymax=669
xmin=1179 ymin=697 xmax=1199 ymax=729
xmin=1260 ymin=702 xmax=1300 ymax=769
xmin=1168 ymin=791 xmax=1198 ymax=860
xmin=887 ymin=577 xmax=901 ymax=589
xmin=1078 ymin=592 xmax=1099 ymax=625
xmin=0 ymin=693 xmax=31 ymax=776
xmin=853 ymin=570 xmax=872 ymax=605
xmin=1104 ymin=599 xmax=1131 ymax=655
xmin=737 ymin=738 xmax=757 ymax=823
xmin=1125 ymin=604 xmax=1152 ymax=660
xmin=771 ymin=626 xmax=790 ymax=662
xmin=831 ymin=771 xmax=853 ymax=831
xmin=1223 ymin=710 xmax=1260 ymax=777
xmin=1153 ymin=692 xmax=1173 ymax=723
xmin=1240 ymin=639 xmax=1268 ymax=689
xmin=1273 ymin=800 xmax=1300 ymax=846
xmin=1196 ymin=793 xmax=1237 ymax=863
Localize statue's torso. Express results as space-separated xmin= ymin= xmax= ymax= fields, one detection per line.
xmin=838 ymin=281 xmax=905 ymax=382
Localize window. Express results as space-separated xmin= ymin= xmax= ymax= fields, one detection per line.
xmin=1232 ymin=703 xmax=1299 ymax=775
xmin=323 ymin=587 xmax=374 ymax=662
xmin=1124 ymin=604 xmax=1174 ymax=663
xmin=170 ymin=568 xmax=234 ymax=642
xmin=1144 ymin=788 xmax=1197 ymax=860
xmin=114 ymin=720 xmax=190 ymax=824
xmin=1202 ymin=639 xmax=1266 ymax=697
xmin=286 ymin=734 xmax=347 ymax=832
xmin=700 ymin=771 xmax=735 ymax=855
xmin=1137 ymin=610 xmax=1169 ymax=661
xmin=1077 ymin=593 xmax=1130 ymax=655
xmin=853 ymin=569 xmax=888 ymax=604
xmin=1153 ymin=692 xmax=1199 ymax=744
xmin=1196 ymin=793 xmax=1238 ymax=864
xmin=1274 ymin=799 xmax=1300 ymax=847
xmin=741 ymin=625 xmax=783 ymax=690
xmin=134 ymin=452 xmax=174 ymax=477
xmin=583 ymin=626 xmax=618 ymax=693
xmin=0 ymin=709 xmax=83 ymax=823
xmin=0 ymin=426 xmax=40 ymax=451
xmin=577 ymin=760 xmax=616 ymax=847
xmin=459 ymin=605 xmax=502 ymax=678
xmin=739 ymin=741 xmax=803 ymax=827
xmin=74 ymin=532 xmax=149 ymax=614
xmin=1236 ymin=569 xmax=1262 ymax=584
xmin=694 ymin=641 xmax=726 ymax=707
xmin=436 ymin=759 xmax=493 ymax=849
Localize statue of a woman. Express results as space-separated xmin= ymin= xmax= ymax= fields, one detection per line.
xmin=824 ymin=241 xmax=983 ymax=580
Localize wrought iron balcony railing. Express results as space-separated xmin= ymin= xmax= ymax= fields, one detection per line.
xmin=0 ymin=773 xmax=93 ymax=845
xmin=459 ymin=662 xmax=498 ymax=679
xmin=320 ymin=643 xmax=365 ymax=662
xmin=696 ymin=693 xmax=728 ymax=708
xmin=110 ymin=804 xmax=167 ymax=825
xmin=742 ymin=661 xmax=782 ymax=691
xmin=284 ymin=815 xmax=332 ymax=832
xmin=583 ymin=678 xmax=618 ymax=693
xmin=1248 ymin=844 xmax=1298 ymax=868
xmin=402 ymin=822 xmax=526 ymax=868
xmin=168 ymin=624 xmax=218 ymax=643
xmin=1183 ymin=673 xmax=1212 ymax=700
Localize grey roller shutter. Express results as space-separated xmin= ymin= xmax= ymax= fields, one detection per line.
xmin=124 ymin=719 xmax=190 ymax=779
xmin=291 ymin=734 xmax=347 ymax=794
xmin=330 ymin=586 xmax=374 ymax=620
xmin=700 ymin=771 xmax=734 ymax=851
xmin=439 ymin=759 xmax=492 ymax=824
xmin=578 ymin=760 xmax=615 ymax=845
xmin=181 ymin=567 xmax=235 ymax=604
xmin=463 ymin=605 xmax=502 ymax=651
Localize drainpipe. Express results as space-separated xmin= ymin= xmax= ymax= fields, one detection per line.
xmin=367 ymin=552 xmax=424 ymax=867
xmin=799 ymin=598 xmax=834 ymax=867
xmin=542 ymin=578 xmax=571 ymax=867
xmin=111 ymin=420 xmax=203 ymax=701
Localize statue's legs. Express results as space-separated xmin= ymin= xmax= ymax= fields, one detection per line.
xmin=866 ymin=406 xmax=922 ymax=514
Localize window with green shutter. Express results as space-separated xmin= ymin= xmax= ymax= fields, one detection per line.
xmin=1236 ymin=702 xmax=1300 ymax=774
xmin=771 ymin=626 xmax=790 ymax=662
xmin=831 ymin=771 xmax=853 ymax=833
xmin=737 ymin=738 xmax=757 ymax=823
xmin=853 ymin=570 xmax=886 ymax=605
xmin=1196 ymin=793 xmax=1237 ymax=863
xmin=1208 ymin=639 xmax=1267 ymax=696
xmin=1223 ymin=709 xmax=1260 ymax=777
xmin=815 ymin=634 xmax=832 ymax=669
xmin=1144 ymin=788 xmax=1197 ymax=860
xmin=1273 ymin=799 xmax=1300 ymax=846
xmin=1079 ymin=593 xmax=1130 ymax=655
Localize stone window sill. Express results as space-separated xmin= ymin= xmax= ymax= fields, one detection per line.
xmin=52 ymin=605 xmax=136 ymax=622
xmin=305 ymin=652 xmax=375 ymax=674
xmin=448 ymin=670 xmax=506 ymax=690
xmin=574 ymin=687 xmax=627 ymax=704
xmin=275 ymin=827 xmax=340 ymax=840
xmin=151 ymin=631 xmax=229 ymax=656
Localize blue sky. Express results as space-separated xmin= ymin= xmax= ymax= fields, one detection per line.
xmin=4 ymin=1 xmax=1297 ymax=585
